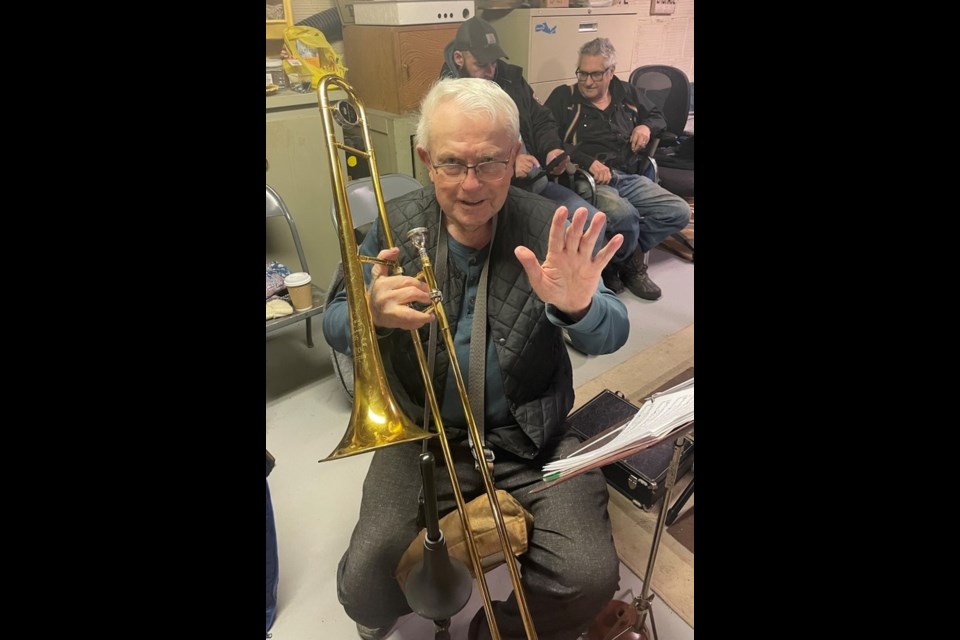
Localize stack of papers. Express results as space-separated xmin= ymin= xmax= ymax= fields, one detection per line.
xmin=542 ymin=378 xmax=694 ymax=484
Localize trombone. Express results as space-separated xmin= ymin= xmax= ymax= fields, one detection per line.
xmin=316 ymin=74 xmax=538 ymax=640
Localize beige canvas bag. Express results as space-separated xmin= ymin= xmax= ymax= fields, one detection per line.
xmin=395 ymin=490 xmax=533 ymax=588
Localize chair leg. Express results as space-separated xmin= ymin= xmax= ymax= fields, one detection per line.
xmin=670 ymin=231 xmax=695 ymax=254
xmin=306 ymin=317 xmax=314 ymax=348
xmin=668 ymin=231 xmax=695 ymax=262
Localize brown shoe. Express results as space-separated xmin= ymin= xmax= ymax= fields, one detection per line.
xmin=623 ymin=265 xmax=662 ymax=300
xmin=601 ymin=264 xmax=625 ymax=294
xmin=619 ymin=248 xmax=662 ymax=301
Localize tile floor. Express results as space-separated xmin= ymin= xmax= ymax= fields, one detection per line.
xmin=266 ymin=248 xmax=694 ymax=639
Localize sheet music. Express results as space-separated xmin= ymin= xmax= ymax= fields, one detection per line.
xmin=542 ymin=379 xmax=694 ymax=483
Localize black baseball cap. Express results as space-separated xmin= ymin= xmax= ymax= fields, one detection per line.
xmin=454 ymin=17 xmax=509 ymax=66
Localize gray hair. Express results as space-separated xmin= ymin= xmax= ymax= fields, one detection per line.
xmin=415 ymin=78 xmax=520 ymax=151
xmin=578 ymin=37 xmax=617 ymax=69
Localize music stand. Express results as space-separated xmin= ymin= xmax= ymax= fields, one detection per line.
xmin=539 ymin=376 xmax=694 ymax=640
xmin=587 ymin=423 xmax=694 ymax=640
xmin=633 ymin=430 xmax=691 ymax=639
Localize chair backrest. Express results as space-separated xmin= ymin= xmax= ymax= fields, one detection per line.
xmin=628 ymin=65 xmax=691 ymax=138
xmin=266 ymin=183 xmax=309 ymax=273
xmin=325 ymin=174 xmax=423 ymax=402
xmin=330 ymin=174 xmax=424 ymax=234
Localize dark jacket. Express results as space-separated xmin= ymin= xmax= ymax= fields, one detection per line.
xmin=545 ymin=77 xmax=667 ymax=174
xmin=373 ymin=185 xmax=575 ymax=459
xmin=440 ymin=42 xmax=564 ymax=165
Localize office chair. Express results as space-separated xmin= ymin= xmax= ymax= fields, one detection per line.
xmin=629 ymin=65 xmax=694 ymax=260
xmin=266 ymin=184 xmax=327 ymax=347
xmin=628 ymin=64 xmax=694 ymax=200
xmin=326 ymin=174 xmax=425 ymax=400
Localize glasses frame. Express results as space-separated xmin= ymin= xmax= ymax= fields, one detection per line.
xmin=430 ymin=154 xmax=513 ymax=183
xmin=575 ymin=67 xmax=611 ymax=82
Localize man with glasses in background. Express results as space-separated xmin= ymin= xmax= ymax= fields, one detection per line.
xmin=324 ymin=77 xmax=628 ymax=640
xmin=546 ymin=38 xmax=691 ymax=301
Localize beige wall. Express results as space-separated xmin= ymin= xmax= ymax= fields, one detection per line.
xmin=636 ymin=1 xmax=693 ymax=81
xmin=632 ymin=1 xmax=693 ymax=81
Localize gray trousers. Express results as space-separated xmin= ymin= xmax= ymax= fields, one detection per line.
xmin=337 ymin=433 xmax=620 ymax=640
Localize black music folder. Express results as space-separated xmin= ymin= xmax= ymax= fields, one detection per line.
xmin=566 ymin=389 xmax=693 ymax=510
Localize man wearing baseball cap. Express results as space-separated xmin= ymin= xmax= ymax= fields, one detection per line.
xmin=452 ymin=15 xmax=509 ymax=67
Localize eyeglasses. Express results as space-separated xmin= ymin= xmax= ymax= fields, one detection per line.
xmin=575 ymin=67 xmax=610 ymax=82
xmin=431 ymin=159 xmax=511 ymax=182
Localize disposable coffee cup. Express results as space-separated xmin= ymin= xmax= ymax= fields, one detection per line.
xmin=284 ymin=272 xmax=313 ymax=311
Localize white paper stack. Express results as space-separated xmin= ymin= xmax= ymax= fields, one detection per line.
xmin=542 ymin=378 xmax=694 ymax=483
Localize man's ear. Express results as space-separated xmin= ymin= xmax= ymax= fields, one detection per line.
xmin=510 ymin=140 xmax=522 ymax=164
xmin=416 ymin=146 xmax=434 ymax=183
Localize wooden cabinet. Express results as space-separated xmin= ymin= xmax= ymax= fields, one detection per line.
xmin=266 ymin=0 xmax=293 ymax=41
xmin=343 ymin=23 xmax=460 ymax=114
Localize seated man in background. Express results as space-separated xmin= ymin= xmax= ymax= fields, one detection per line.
xmin=323 ymin=77 xmax=627 ymax=640
xmin=546 ymin=37 xmax=691 ymax=301
xmin=440 ymin=17 xmax=639 ymax=262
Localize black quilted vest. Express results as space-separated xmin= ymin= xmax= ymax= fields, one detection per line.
xmin=376 ymin=185 xmax=574 ymax=459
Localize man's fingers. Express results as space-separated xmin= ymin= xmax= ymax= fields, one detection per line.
xmin=581 ymin=210 xmax=606 ymax=251
xmin=565 ymin=207 xmax=589 ymax=252
xmin=594 ymin=234 xmax=625 ymax=269
xmin=547 ymin=206 xmax=569 ymax=254
xmin=370 ymin=247 xmax=400 ymax=280
xmin=387 ymin=306 xmax=435 ymax=331
xmin=514 ymin=246 xmax=542 ymax=289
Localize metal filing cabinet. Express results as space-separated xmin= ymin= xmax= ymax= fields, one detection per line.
xmin=486 ymin=6 xmax=639 ymax=100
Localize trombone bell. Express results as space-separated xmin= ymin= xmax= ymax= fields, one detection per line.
xmin=324 ymin=361 xmax=434 ymax=461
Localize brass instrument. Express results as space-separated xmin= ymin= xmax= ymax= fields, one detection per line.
xmin=316 ymin=74 xmax=538 ymax=640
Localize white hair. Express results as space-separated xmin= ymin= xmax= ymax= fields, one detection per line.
xmin=415 ymin=78 xmax=520 ymax=151
xmin=579 ymin=37 xmax=617 ymax=68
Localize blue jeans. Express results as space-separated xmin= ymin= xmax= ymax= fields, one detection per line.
xmin=266 ymin=480 xmax=279 ymax=635
xmin=569 ymin=179 xmax=637 ymax=264
xmin=539 ymin=181 xmax=605 ymax=256
xmin=576 ymin=171 xmax=691 ymax=261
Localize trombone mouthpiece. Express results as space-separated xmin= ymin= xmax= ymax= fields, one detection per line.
xmin=407 ymin=227 xmax=429 ymax=251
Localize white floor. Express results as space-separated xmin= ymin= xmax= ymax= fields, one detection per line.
xmin=266 ymin=248 xmax=694 ymax=639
